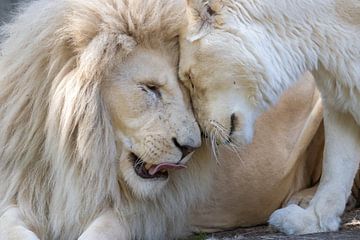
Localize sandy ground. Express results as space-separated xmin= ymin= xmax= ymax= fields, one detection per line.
xmin=186 ymin=208 xmax=360 ymax=240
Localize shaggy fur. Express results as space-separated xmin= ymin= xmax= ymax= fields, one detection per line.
xmin=180 ymin=0 xmax=360 ymax=235
xmin=0 ymin=0 xmax=212 ymax=239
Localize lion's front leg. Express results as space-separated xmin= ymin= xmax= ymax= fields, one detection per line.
xmin=78 ymin=210 xmax=129 ymax=240
xmin=269 ymin=106 xmax=360 ymax=234
xmin=0 ymin=206 xmax=40 ymax=240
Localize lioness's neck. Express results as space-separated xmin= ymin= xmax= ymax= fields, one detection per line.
xmin=232 ymin=0 xmax=336 ymax=110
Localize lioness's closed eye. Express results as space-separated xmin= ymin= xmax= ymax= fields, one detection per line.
xmin=180 ymin=0 xmax=360 ymax=235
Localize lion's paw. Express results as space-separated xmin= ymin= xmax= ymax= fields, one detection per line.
xmin=269 ymin=204 xmax=326 ymax=235
xmin=0 ymin=227 xmax=40 ymax=240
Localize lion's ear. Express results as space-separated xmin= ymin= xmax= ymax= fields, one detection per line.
xmin=69 ymin=32 xmax=136 ymax=84
xmin=115 ymin=34 xmax=137 ymax=60
xmin=185 ymin=0 xmax=216 ymax=42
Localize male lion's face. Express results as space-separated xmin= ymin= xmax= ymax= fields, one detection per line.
xmin=179 ymin=0 xmax=260 ymax=146
xmin=103 ymin=47 xmax=201 ymax=198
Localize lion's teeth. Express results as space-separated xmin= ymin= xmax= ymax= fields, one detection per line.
xmin=144 ymin=163 xmax=152 ymax=170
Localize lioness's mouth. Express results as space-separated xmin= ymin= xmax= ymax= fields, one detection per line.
xmin=129 ymin=153 xmax=187 ymax=179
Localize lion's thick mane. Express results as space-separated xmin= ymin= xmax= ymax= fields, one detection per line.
xmin=0 ymin=0 xmax=213 ymax=239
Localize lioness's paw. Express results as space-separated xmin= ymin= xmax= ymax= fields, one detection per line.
xmin=269 ymin=204 xmax=338 ymax=235
xmin=286 ymin=194 xmax=313 ymax=209
xmin=286 ymin=186 xmax=317 ymax=209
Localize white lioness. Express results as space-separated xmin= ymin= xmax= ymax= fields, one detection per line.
xmin=189 ymin=75 xmax=326 ymax=232
xmin=0 ymin=0 xmax=209 ymax=239
xmin=180 ymin=0 xmax=360 ymax=235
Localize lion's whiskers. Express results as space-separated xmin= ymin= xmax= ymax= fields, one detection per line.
xmin=134 ymin=149 xmax=151 ymax=168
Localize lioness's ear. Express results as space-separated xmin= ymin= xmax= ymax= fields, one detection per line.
xmin=185 ymin=0 xmax=218 ymax=42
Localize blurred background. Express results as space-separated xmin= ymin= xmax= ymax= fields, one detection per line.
xmin=0 ymin=0 xmax=21 ymax=23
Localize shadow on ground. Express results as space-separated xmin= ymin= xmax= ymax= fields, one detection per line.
xmin=187 ymin=208 xmax=360 ymax=240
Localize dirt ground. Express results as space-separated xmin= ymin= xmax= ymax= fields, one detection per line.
xmin=187 ymin=208 xmax=360 ymax=240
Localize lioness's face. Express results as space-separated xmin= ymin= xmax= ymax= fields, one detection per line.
xmin=103 ymin=47 xmax=201 ymax=198
xmin=179 ymin=0 xmax=260 ymax=146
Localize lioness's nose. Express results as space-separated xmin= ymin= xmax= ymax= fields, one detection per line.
xmin=172 ymin=138 xmax=199 ymax=159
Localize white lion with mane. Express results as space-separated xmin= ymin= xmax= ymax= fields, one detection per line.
xmin=0 ymin=0 xmax=212 ymax=239
xmin=180 ymin=0 xmax=360 ymax=235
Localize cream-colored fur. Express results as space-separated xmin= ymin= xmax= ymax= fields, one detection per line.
xmin=190 ymin=75 xmax=325 ymax=232
xmin=180 ymin=0 xmax=360 ymax=235
xmin=0 ymin=0 xmax=213 ymax=239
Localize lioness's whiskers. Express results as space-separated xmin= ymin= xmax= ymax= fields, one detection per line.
xmin=209 ymin=121 xmax=244 ymax=163
xmin=210 ymin=128 xmax=220 ymax=165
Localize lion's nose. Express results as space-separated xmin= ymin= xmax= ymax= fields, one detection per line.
xmin=172 ymin=138 xmax=198 ymax=159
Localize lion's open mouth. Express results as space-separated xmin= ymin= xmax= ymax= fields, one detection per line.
xmin=129 ymin=153 xmax=187 ymax=179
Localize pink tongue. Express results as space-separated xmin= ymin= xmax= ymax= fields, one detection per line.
xmin=148 ymin=163 xmax=187 ymax=176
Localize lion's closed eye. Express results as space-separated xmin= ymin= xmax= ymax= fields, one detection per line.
xmin=139 ymin=84 xmax=162 ymax=100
